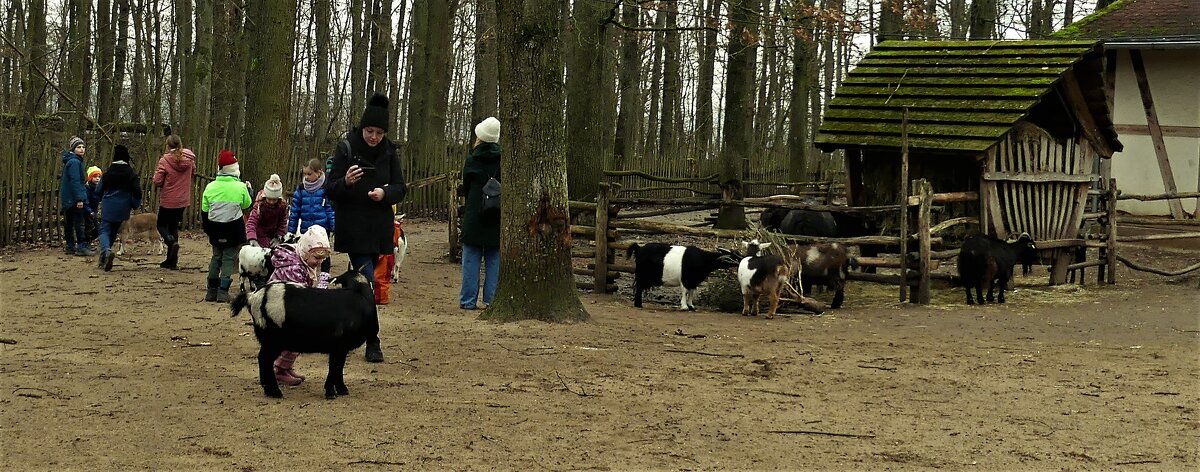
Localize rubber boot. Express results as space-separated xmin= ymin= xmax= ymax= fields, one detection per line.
xmin=160 ymin=244 xmax=179 ymax=269
xmin=103 ymin=252 xmax=115 ymax=272
xmin=215 ymin=279 xmax=232 ymax=303
xmin=204 ymin=278 xmax=219 ymax=302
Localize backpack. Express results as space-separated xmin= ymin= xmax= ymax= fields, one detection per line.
xmin=481 ymin=171 xmax=501 ymax=214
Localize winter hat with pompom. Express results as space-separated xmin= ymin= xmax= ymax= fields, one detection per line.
xmin=263 ymin=174 xmax=283 ymax=199
xmin=298 ymin=225 xmax=331 ymax=258
xmin=358 ymin=92 xmax=390 ymax=132
xmin=68 ymin=136 xmax=85 ymax=152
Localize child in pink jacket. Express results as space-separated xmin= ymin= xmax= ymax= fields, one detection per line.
xmin=267 ymin=225 xmax=332 ymax=385
xmin=246 ymin=174 xmax=289 ymax=247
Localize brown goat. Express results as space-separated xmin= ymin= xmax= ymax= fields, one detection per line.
xmin=737 ymin=240 xmax=791 ymax=319
xmin=787 ymin=243 xmax=855 ymax=309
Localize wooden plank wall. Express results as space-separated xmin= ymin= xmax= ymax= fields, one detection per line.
xmin=981 ymin=121 xmax=1097 ymax=242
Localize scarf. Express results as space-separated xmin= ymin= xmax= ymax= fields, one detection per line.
xmin=303 ymin=172 xmax=326 ymax=193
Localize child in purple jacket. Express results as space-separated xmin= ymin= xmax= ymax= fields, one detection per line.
xmin=266 ymin=225 xmax=331 ymax=385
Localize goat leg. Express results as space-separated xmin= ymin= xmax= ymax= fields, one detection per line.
xmin=741 ymin=292 xmax=753 ymax=316
xmin=831 ymin=287 xmax=845 ymax=309
xmin=326 ymin=352 xmax=349 ymax=399
xmin=633 ymin=286 xmax=644 ymax=308
xmin=997 ymin=274 xmax=1009 ymax=304
xmin=258 ymin=348 xmax=284 ymax=398
xmin=764 ymin=290 xmax=780 ymax=320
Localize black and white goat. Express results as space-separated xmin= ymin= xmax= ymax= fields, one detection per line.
xmin=230 ymin=270 xmax=379 ymax=399
xmin=957 ymin=233 xmax=1037 ymax=305
xmin=626 ymin=242 xmax=740 ymax=310
xmin=238 ymin=245 xmax=274 ymax=292
xmin=787 ymin=243 xmax=856 ymax=309
xmin=737 ymin=240 xmax=791 ymax=319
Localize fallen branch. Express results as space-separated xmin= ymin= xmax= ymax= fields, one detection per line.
xmin=555 ymin=371 xmax=595 ymax=397
xmin=857 ymin=365 xmax=897 ymax=372
xmin=178 ymin=434 xmax=207 ymax=441
xmin=1116 ymin=255 xmax=1200 ymax=276
xmin=0 ymin=338 xmax=16 ymax=344
xmin=749 ymin=388 xmax=805 ymax=398
xmin=664 ymin=349 xmax=744 ymax=358
xmin=766 ymin=429 xmax=875 ymax=439
xmin=1115 ymin=459 xmax=1161 ymax=466
xmin=0 ymin=267 xmax=16 ymax=272
xmin=1151 ymin=392 xmax=1179 ymax=396
xmin=347 ymin=459 xmax=408 ymax=466
xmin=12 ymin=387 xmax=63 ymax=399
xmin=73 ymin=290 xmax=99 ymax=295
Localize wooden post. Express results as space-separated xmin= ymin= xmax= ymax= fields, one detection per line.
xmin=1106 ymin=178 xmax=1118 ymax=284
xmin=447 ymin=173 xmax=461 ymax=261
xmin=898 ymin=108 xmax=910 ymax=302
xmin=1129 ymin=49 xmax=1186 ymax=219
xmin=593 ymin=182 xmax=611 ymax=294
xmin=916 ymin=179 xmax=932 ymax=304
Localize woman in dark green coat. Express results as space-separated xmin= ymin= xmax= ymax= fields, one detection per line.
xmin=458 ymin=117 xmax=501 ymax=310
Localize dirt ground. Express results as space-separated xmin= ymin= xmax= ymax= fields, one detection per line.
xmin=2 ymin=218 xmax=1198 ymax=471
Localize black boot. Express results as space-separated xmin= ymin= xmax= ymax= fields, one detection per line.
xmin=204 ymin=278 xmax=219 ymax=302
xmin=160 ymin=244 xmax=179 ymax=269
xmin=215 ymin=279 xmax=232 ymax=303
xmin=365 ymin=342 xmax=384 ymax=363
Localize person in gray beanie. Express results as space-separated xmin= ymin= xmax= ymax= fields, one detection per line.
xmin=325 ymin=92 xmax=408 ymax=363
xmin=60 ymin=136 xmax=94 ymax=256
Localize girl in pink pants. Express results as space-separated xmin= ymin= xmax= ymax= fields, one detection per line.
xmin=266 ymin=225 xmax=332 ymax=385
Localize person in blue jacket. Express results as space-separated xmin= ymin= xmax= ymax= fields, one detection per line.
xmin=288 ymin=158 xmax=336 ymax=272
xmin=59 ymin=136 xmax=94 ymax=256
xmin=96 ymin=145 xmax=143 ymax=271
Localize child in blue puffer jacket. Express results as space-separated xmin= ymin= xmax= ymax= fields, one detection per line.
xmin=288 ymin=158 xmax=336 ymax=272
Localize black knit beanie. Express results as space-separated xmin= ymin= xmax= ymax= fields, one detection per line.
xmin=358 ymin=92 xmax=390 ymax=132
xmin=113 ymin=144 xmax=132 ymax=164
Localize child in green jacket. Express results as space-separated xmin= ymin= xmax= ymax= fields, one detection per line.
xmin=201 ymin=150 xmax=253 ymax=302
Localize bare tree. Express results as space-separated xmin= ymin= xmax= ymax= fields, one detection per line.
xmin=470 ymin=0 xmax=498 ymax=127
xmin=566 ymin=0 xmax=616 ymax=200
xmin=612 ymin=0 xmax=642 ymax=172
xmin=694 ymin=0 xmax=720 ymax=164
xmin=788 ymin=0 xmax=815 ymax=181
xmin=658 ymin=0 xmax=681 ymax=160
xmin=714 ymin=0 xmax=760 ymax=230
xmin=241 ymin=0 xmax=297 ymax=183
xmin=189 ymin=0 xmax=212 ymax=140
xmin=968 ymin=0 xmax=997 ymax=40
xmin=482 ymin=0 xmax=588 ymax=323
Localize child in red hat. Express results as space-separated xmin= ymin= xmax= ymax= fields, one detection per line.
xmin=200 ymin=150 xmax=253 ymax=302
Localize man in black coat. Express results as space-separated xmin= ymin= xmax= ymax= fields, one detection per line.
xmin=325 ymin=92 xmax=408 ymax=363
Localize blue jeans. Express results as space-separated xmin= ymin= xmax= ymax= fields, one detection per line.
xmin=98 ymin=220 xmax=124 ymax=256
xmin=459 ymin=244 xmax=499 ymax=308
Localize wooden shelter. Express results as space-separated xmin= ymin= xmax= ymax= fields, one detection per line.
xmin=814 ymin=40 xmax=1123 ymax=283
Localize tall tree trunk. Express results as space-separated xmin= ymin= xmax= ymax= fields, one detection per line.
xmin=1064 ymin=0 xmax=1075 ymax=26
xmin=470 ymin=0 xmax=498 ymax=128
xmin=62 ymin=0 xmax=92 ymax=131
xmin=96 ymin=0 xmax=113 ymax=125
xmin=788 ymin=0 xmax=814 ymax=181
xmin=405 ymin=0 xmax=458 ymax=181
xmin=877 ymin=0 xmax=900 ymax=43
xmin=175 ymin=0 xmax=191 ymax=128
xmin=313 ymin=0 xmax=331 ymax=150
xmin=949 ymin=0 xmax=966 ymax=39
xmin=349 ymin=0 xmax=366 ymax=118
xmin=658 ymin=0 xmax=680 ymax=161
xmin=209 ymin=0 xmax=237 ymax=138
xmin=714 ymin=0 xmax=759 ymax=230
xmin=612 ymin=0 xmax=642 ymax=172
xmin=753 ymin=0 xmax=772 ymax=162
xmin=226 ymin=2 xmax=248 ymax=148
xmin=642 ymin=11 xmax=665 ymax=160
xmin=925 ymin=0 xmax=939 ymax=38
xmin=565 ymin=0 xmax=615 ymax=200
xmin=5 ymin=0 xmax=23 ymax=112
xmin=241 ymin=0 xmax=296 ymax=184
xmin=968 ymin=0 xmax=997 ymax=40
xmin=386 ymin=0 xmax=407 ymax=138
xmin=24 ymin=0 xmax=49 ymax=118
xmin=482 ymin=0 xmax=588 ymax=323
xmin=368 ymin=0 xmax=392 ymax=96
xmin=130 ymin=0 xmax=144 ymax=123
xmin=112 ymin=0 xmax=129 ymax=122
xmin=190 ymin=0 xmax=212 ymax=140
xmin=694 ymin=0 xmax=720 ymax=165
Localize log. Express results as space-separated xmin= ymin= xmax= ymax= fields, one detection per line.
xmin=572 ymin=249 xmax=596 ymax=259
xmin=1067 ymin=259 xmax=1106 ymax=271
xmin=569 ymin=200 xmax=597 ymax=211
xmin=1118 ymin=216 xmax=1200 ymax=226
xmin=1034 ymin=239 xmax=1085 ymax=249
xmin=1116 ymin=191 xmax=1200 ymax=202
xmin=621 ymin=205 xmax=712 ymax=218
xmin=603 ymin=170 xmax=719 ymax=184
xmin=928 ymin=217 xmax=977 ymax=235
xmin=905 ymin=191 xmax=979 ymax=206
xmin=594 ymin=183 xmax=613 ymax=294
xmin=573 ymin=267 xmax=620 ymax=282
xmin=1082 ymin=212 xmax=1105 ymax=221
xmin=915 ymin=180 xmax=933 ymax=304
xmin=609 ymin=219 xmax=752 ymax=239
xmin=856 ymin=256 xmax=940 ymax=270
xmin=611 ymin=196 xmax=904 ymax=213
xmin=1116 ymin=255 xmax=1200 ymax=277
xmin=1118 ymin=231 xmax=1200 ymax=242
xmin=588 ymin=263 xmax=635 ymax=274
xmin=1106 ymin=179 xmax=1119 ymax=284
xmin=620 ymin=185 xmax=721 ymax=197
xmin=576 ymin=281 xmax=618 ymax=292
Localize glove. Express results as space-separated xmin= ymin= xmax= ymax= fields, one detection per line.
xmin=248 ymin=239 xmax=259 ymax=247
xmin=283 ymin=232 xmax=296 ymax=243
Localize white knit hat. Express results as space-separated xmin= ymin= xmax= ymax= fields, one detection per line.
xmin=263 ymin=174 xmax=283 ymax=199
xmin=298 ymin=225 xmax=330 ymax=257
xmin=474 ymin=117 xmax=500 ymax=144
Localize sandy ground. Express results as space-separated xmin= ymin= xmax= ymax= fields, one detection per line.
xmin=1 ymin=218 xmax=1198 ymax=471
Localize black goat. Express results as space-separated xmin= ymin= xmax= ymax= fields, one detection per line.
xmin=230 ymin=270 xmax=378 ymax=399
xmin=957 ymin=233 xmax=1037 ymax=305
xmin=626 ymin=243 xmax=740 ymax=310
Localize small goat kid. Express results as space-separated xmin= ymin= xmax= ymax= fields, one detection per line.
xmin=957 ymin=233 xmax=1037 ymax=305
xmin=238 ymin=245 xmax=274 ymax=292
xmin=626 ymin=243 xmax=740 ymax=310
xmin=787 ymin=243 xmax=855 ymax=309
xmin=391 ymin=213 xmax=408 ymax=283
xmin=230 ymin=270 xmax=379 ymax=399
xmin=738 ymin=240 xmax=791 ymax=319
xmin=115 ymin=213 xmax=163 ymax=256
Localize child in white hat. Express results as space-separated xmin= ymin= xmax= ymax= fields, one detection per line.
xmin=246 ymin=174 xmax=289 ymax=247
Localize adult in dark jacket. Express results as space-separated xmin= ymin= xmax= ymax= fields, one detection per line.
xmin=95 ymin=145 xmax=143 ymax=271
xmin=458 ymin=117 xmax=501 ymax=310
xmin=325 ymin=92 xmax=407 ymax=363
xmin=60 ymin=136 xmax=95 ymax=256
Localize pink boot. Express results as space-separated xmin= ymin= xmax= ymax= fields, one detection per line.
xmin=274 ymin=368 xmax=304 ymax=386
xmin=274 ymin=351 xmax=305 ymax=384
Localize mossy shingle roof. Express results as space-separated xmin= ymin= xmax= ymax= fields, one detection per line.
xmin=1054 ymin=0 xmax=1200 ymax=41
xmin=814 ymin=40 xmax=1117 ymax=154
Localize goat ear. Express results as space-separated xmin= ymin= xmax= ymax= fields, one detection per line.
xmin=759 ymin=242 xmax=772 ymax=250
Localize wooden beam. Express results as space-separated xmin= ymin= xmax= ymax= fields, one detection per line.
xmin=1034 ymin=238 xmax=1085 ymax=249
xmin=603 ymin=170 xmax=719 ymax=184
xmin=1118 ymin=231 xmax=1200 ymax=242
xmin=1113 ymin=124 xmax=1200 ymax=138
xmin=1129 ymin=49 xmax=1186 ymax=219
xmin=981 ymin=171 xmax=1096 ymax=183
xmin=593 ymin=183 xmax=612 ymax=294
xmin=1106 ymin=179 xmax=1119 ymax=284
xmin=1116 ymin=191 xmax=1200 ymax=202
xmin=1118 ymin=216 xmax=1200 ymax=227
xmin=899 ymin=109 xmax=911 ymax=303
xmin=915 ymin=179 xmax=933 ymax=304
xmin=1059 ymin=70 xmax=1114 ymax=158
xmin=929 ymin=217 xmax=978 ymax=235
xmin=904 ymin=191 xmax=979 ymax=206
